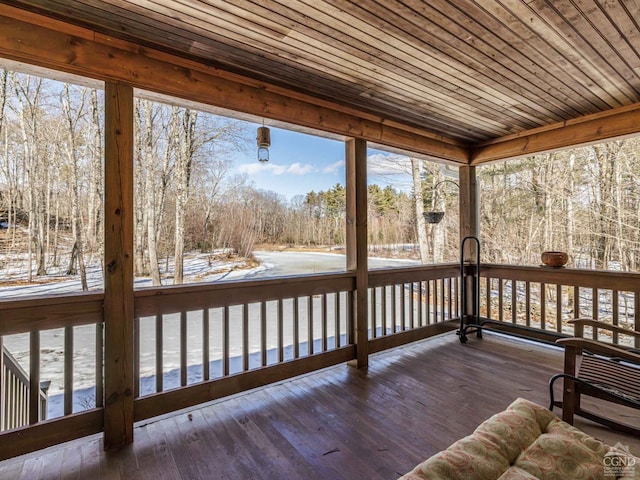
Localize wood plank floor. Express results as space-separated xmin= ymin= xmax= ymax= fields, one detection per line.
xmin=1 ymin=332 xmax=639 ymax=480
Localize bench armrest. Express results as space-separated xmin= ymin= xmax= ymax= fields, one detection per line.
xmin=557 ymin=337 xmax=640 ymax=364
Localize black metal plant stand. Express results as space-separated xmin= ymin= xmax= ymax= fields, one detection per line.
xmin=457 ymin=235 xmax=482 ymax=343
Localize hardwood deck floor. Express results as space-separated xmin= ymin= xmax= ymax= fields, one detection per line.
xmin=1 ymin=332 xmax=639 ymax=479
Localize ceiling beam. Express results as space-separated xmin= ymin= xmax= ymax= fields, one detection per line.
xmin=471 ymin=103 xmax=640 ymax=165
xmin=0 ymin=5 xmax=469 ymax=164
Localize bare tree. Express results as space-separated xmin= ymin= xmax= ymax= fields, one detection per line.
xmin=60 ymin=84 xmax=88 ymax=289
xmin=13 ymin=74 xmax=48 ymax=278
xmin=411 ymin=157 xmax=429 ymax=263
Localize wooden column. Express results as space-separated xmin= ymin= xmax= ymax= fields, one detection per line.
xmin=459 ymin=165 xmax=479 ymax=251
xmin=459 ymin=165 xmax=480 ymax=319
xmin=103 ymin=82 xmax=135 ymax=450
xmin=0 ymin=336 xmax=3 ymax=431
xmin=346 ymin=138 xmax=368 ymax=368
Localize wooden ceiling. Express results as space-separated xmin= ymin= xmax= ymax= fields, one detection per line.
xmin=1 ymin=0 xmax=640 ymax=164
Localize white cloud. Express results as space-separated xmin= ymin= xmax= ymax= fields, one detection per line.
xmin=322 ymin=160 xmax=344 ymax=174
xmin=368 ymin=152 xmax=412 ymax=176
xmin=237 ymin=162 xmax=315 ymax=176
xmin=287 ymin=162 xmax=315 ymax=175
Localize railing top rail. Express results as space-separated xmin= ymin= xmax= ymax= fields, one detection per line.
xmin=481 ymin=263 xmax=640 ymax=291
xmin=0 ymin=294 xmax=104 ymax=336
xmin=134 ymin=272 xmax=356 ymax=317
xmin=368 ymin=263 xmax=459 ymax=287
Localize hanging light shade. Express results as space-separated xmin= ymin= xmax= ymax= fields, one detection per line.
xmin=256 ymin=126 xmax=271 ymax=163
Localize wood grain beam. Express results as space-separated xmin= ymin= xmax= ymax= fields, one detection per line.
xmin=0 ymin=5 xmax=469 ymax=164
xmin=346 ymin=138 xmax=369 ymax=368
xmin=103 ymin=82 xmax=134 ymax=451
xmin=471 ymin=103 xmax=640 ymax=164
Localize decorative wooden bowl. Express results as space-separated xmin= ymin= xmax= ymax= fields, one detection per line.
xmin=541 ymin=251 xmax=568 ymax=268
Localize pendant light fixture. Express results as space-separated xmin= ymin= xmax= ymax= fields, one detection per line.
xmin=257 ymin=121 xmax=271 ymax=163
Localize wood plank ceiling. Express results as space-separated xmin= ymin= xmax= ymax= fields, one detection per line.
xmin=2 ymin=0 xmax=640 ymax=163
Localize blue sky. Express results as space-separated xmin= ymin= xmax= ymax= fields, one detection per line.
xmin=232 ymin=124 xmax=417 ymax=200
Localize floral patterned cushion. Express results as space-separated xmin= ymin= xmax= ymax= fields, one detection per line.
xmin=399 ymin=398 xmax=639 ymax=480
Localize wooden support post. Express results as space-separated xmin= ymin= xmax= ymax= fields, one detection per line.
xmin=0 ymin=336 xmax=3 ymax=431
xmin=459 ymin=166 xmax=479 ymax=319
xmin=459 ymin=165 xmax=479 ymax=253
xmin=103 ymin=82 xmax=134 ymax=451
xmin=346 ymin=138 xmax=368 ymax=368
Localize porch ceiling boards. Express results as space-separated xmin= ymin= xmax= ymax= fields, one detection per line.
xmin=2 ymin=0 xmax=640 ymax=163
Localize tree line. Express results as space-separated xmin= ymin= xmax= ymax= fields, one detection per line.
xmin=1 ymin=69 xmax=639 ymax=292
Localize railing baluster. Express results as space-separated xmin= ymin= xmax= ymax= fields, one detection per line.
xmin=223 ymin=306 xmax=230 ymax=376
xmin=134 ymin=317 xmax=140 ymax=398
xmin=409 ymin=282 xmax=415 ymax=328
xmin=556 ymin=285 xmax=562 ymax=333
xmin=573 ymin=286 xmax=580 ymax=334
xmin=307 ymin=296 xmax=314 ymax=355
xmin=335 ymin=293 xmax=341 ymax=348
xmin=203 ymin=309 xmax=210 ymax=382
xmin=381 ymin=286 xmax=387 ymax=335
xmin=511 ymin=279 xmax=517 ymax=324
xmin=592 ymin=288 xmax=599 ymax=341
xmin=347 ymin=291 xmax=354 ymax=345
xmin=392 ymin=284 xmax=397 ymax=332
xmin=612 ymin=291 xmax=619 ymax=344
xmin=417 ymin=282 xmax=423 ymax=327
xmin=96 ymin=322 xmax=104 ymax=407
xmin=447 ymin=278 xmax=452 ymax=320
xmin=180 ymin=311 xmax=187 ymax=385
xmin=156 ymin=314 xmax=163 ymax=392
xmin=485 ymin=277 xmax=491 ymax=320
xmin=64 ymin=326 xmax=73 ymax=416
xmin=261 ymin=301 xmax=267 ymax=367
xmin=525 ymin=282 xmax=531 ymax=327
xmin=439 ymin=279 xmax=445 ymax=322
xmin=540 ymin=283 xmax=546 ymax=330
xmin=454 ymin=277 xmax=459 ymax=319
xmin=293 ymin=297 xmax=300 ymax=358
xmin=243 ymin=304 xmax=249 ymax=370
xmin=278 ymin=299 xmax=284 ymax=362
xmin=401 ymin=283 xmax=407 ymax=330
xmin=431 ymin=280 xmax=437 ymax=324
xmin=634 ymin=292 xmax=639 ymax=349
xmin=425 ymin=281 xmax=431 ymax=324
xmin=322 ymin=294 xmax=328 ymax=351
xmin=498 ymin=279 xmax=504 ymax=322
xmin=29 ymin=331 xmax=39 ymax=425
xmin=370 ymin=287 xmax=377 ymax=339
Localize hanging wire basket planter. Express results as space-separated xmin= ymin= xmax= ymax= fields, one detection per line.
xmin=423 ymin=211 xmax=445 ymax=224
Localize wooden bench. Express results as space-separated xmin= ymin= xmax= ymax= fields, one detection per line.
xmin=549 ymin=319 xmax=640 ymax=436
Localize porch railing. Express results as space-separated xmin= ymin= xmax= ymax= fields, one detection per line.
xmin=1 ymin=345 xmax=49 ymax=430
xmin=4 ymin=263 xmax=639 ymax=460
xmin=479 ymin=264 xmax=640 ymax=348
xmin=0 ymin=265 xmax=458 ymax=459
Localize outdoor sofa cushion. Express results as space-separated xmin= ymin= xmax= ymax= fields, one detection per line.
xmin=399 ymin=397 xmax=639 ymax=480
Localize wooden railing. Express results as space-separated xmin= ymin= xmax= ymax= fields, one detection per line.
xmin=11 ymin=263 xmax=638 ymax=459
xmin=0 ymin=293 xmax=105 ymax=459
xmin=1 ymin=345 xmax=48 ymax=430
xmin=0 ymin=265 xmax=460 ymax=459
xmin=479 ymin=265 xmax=640 ymax=347
xmin=132 ymin=273 xmax=356 ymax=420
xmin=368 ymin=264 xmax=460 ymax=353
